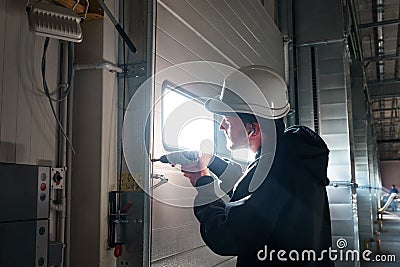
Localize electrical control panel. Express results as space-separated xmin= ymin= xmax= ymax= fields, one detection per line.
xmin=0 ymin=162 xmax=50 ymax=267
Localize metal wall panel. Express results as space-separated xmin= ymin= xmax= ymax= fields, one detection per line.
xmin=320 ymin=103 xmax=348 ymax=120
xmin=316 ymin=43 xmax=352 ymax=183
xmin=156 ymin=0 xmax=284 ymax=72
xmin=367 ymin=114 xmax=381 ymax=225
xmin=297 ymin=42 xmax=353 ymax=182
xmin=319 ymin=73 xmax=347 ymax=90
xmin=349 ymin=60 xmax=379 ymax=251
xmin=297 ymin=46 xmax=313 ymax=128
xmin=293 ymin=0 xmax=346 ymax=45
xmin=350 ymin=60 xmax=370 ymax=187
xmin=0 ymin=0 xmax=21 ymax=162
xmin=318 ymin=43 xmax=360 ymax=266
xmin=294 ymin=2 xmax=360 ymax=265
xmin=319 ymin=119 xmax=349 ymax=135
xmin=327 ymin=186 xmax=359 ymax=254
xmin=0 ymin=0 xmax=58 ymax=166
xmin=152 ymin=0 xmax=284 ymax=265
xmin=356 ymin=189 xmax=374 ymax=251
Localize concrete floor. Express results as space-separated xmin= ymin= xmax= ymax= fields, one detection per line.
xmin=361 ymin=210 xmax=400 ymax=267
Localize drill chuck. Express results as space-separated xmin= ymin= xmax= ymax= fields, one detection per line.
xmin=152 ymin=151 xmax=199 ymax=166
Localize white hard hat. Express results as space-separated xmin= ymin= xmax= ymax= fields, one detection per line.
xmin=204 ymin=65 xmax=290 ymax=119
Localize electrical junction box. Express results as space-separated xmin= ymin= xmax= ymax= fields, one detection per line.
xmin=51 ymin=167 xmax=66 ymax=190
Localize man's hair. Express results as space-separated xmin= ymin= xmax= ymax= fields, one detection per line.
xmin=236 ymin=113 xmax=285 ymax=136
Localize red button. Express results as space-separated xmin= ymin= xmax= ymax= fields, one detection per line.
xmin=40 ymin=183 xmax=46 ymax=191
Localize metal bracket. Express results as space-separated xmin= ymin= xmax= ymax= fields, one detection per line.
xmin=330 ymin=181 xmax=358 ymax=189
xmin=118 ymin=62 xmax=147 ymax=79
xmin=151 ymin=174 xmax=168 ymax=190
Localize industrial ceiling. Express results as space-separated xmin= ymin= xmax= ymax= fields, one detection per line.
xmin=358 ymin=0 xmax=400 ymax=161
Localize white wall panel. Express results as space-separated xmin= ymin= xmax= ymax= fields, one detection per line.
xmin=156 ymin=5 xmax=232 ymax=66
xmin=188 ymin=0 xmax=263 ymax=63
xmin=0 ymin=0 xmax=21 ymax=162
xmin=152 ymin=222 xmax=203 ymax=261
xmin=15 ymin=5 xmax=34 ymax=164
xmin=158 ymin=0 xmax=250 ymax=66
xmin=30 ymin=37 xmax=58 ymax=166
xmin=227 ymin=0 xmax=282 ymax=68
xmin=0 ymin=0 xmax=58 ymax=165
xmin=156 ymin=28 xmax=203 ymax=64
xmin=156 ymin=0 xmax=284 ymax=72
xmin=0 ymin=0 xmax=6 ymax=144
xmin=40 ymin=38 xmax=58 ymax=164
xmin=152 ymin=0 xmax=284 ymax=265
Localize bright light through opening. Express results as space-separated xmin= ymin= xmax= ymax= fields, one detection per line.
xmin=178 ymin=118 xmax=214 ymax=151
xmin=162 ymin=87 xmax=214 ymax=151
xmin=162 ymin=84 xmax=255 ymax=163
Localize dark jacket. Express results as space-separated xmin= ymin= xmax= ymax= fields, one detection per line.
xmin=194 ymin=126 xmax=334 ymax=266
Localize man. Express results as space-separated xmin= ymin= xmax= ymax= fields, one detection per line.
xmin=182 ymin=65 xmax=333 ymax=266
xmin=389 ymin=185 xmax=399 ymax=211
xmin=389 ymin=184 xmax=399 ymax=195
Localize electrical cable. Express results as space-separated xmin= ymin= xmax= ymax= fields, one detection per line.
xmin=42 ymin=41 xmax=73 ymax=103
xmin=42 ymin=37 xmax=76 ymax=154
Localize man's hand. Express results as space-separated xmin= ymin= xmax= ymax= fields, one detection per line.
xmin=181 ymin=153 xmax=213 ymax=186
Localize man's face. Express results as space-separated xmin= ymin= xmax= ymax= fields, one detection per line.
xmin=219 ymin=115 xmax=249 ymax=150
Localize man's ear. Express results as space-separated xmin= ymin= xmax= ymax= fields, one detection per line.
xmin=248 ymin=122 xmax=260 ymax=138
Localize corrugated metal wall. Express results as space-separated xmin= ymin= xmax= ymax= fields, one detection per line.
xmin=297 ymin=42 xmax=354 ymax=183
xmin=294 ymin=1 xmax=362 ymax=266
xmin=350 ymin=60 xmax=370 ymax=189
xmin=151 ymin=0 xmax=284 ymax=265
xmin=297 ymin=41 xmax=361 ymax=261
xmin=0 ymin=0 xmax=59 ymax=166
xmin=350 ymin=60 xmax=379 ymax=250
xmin=316 ymin=43 xmax=361 ymax=259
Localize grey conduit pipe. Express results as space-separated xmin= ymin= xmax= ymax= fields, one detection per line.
xmin=64 ymin=42 xmax=75 ymax=267
xmin=56 ymin=40 xmax=69 ymax=267
xmin=74 ymin=62 xmax=123 ymax=73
